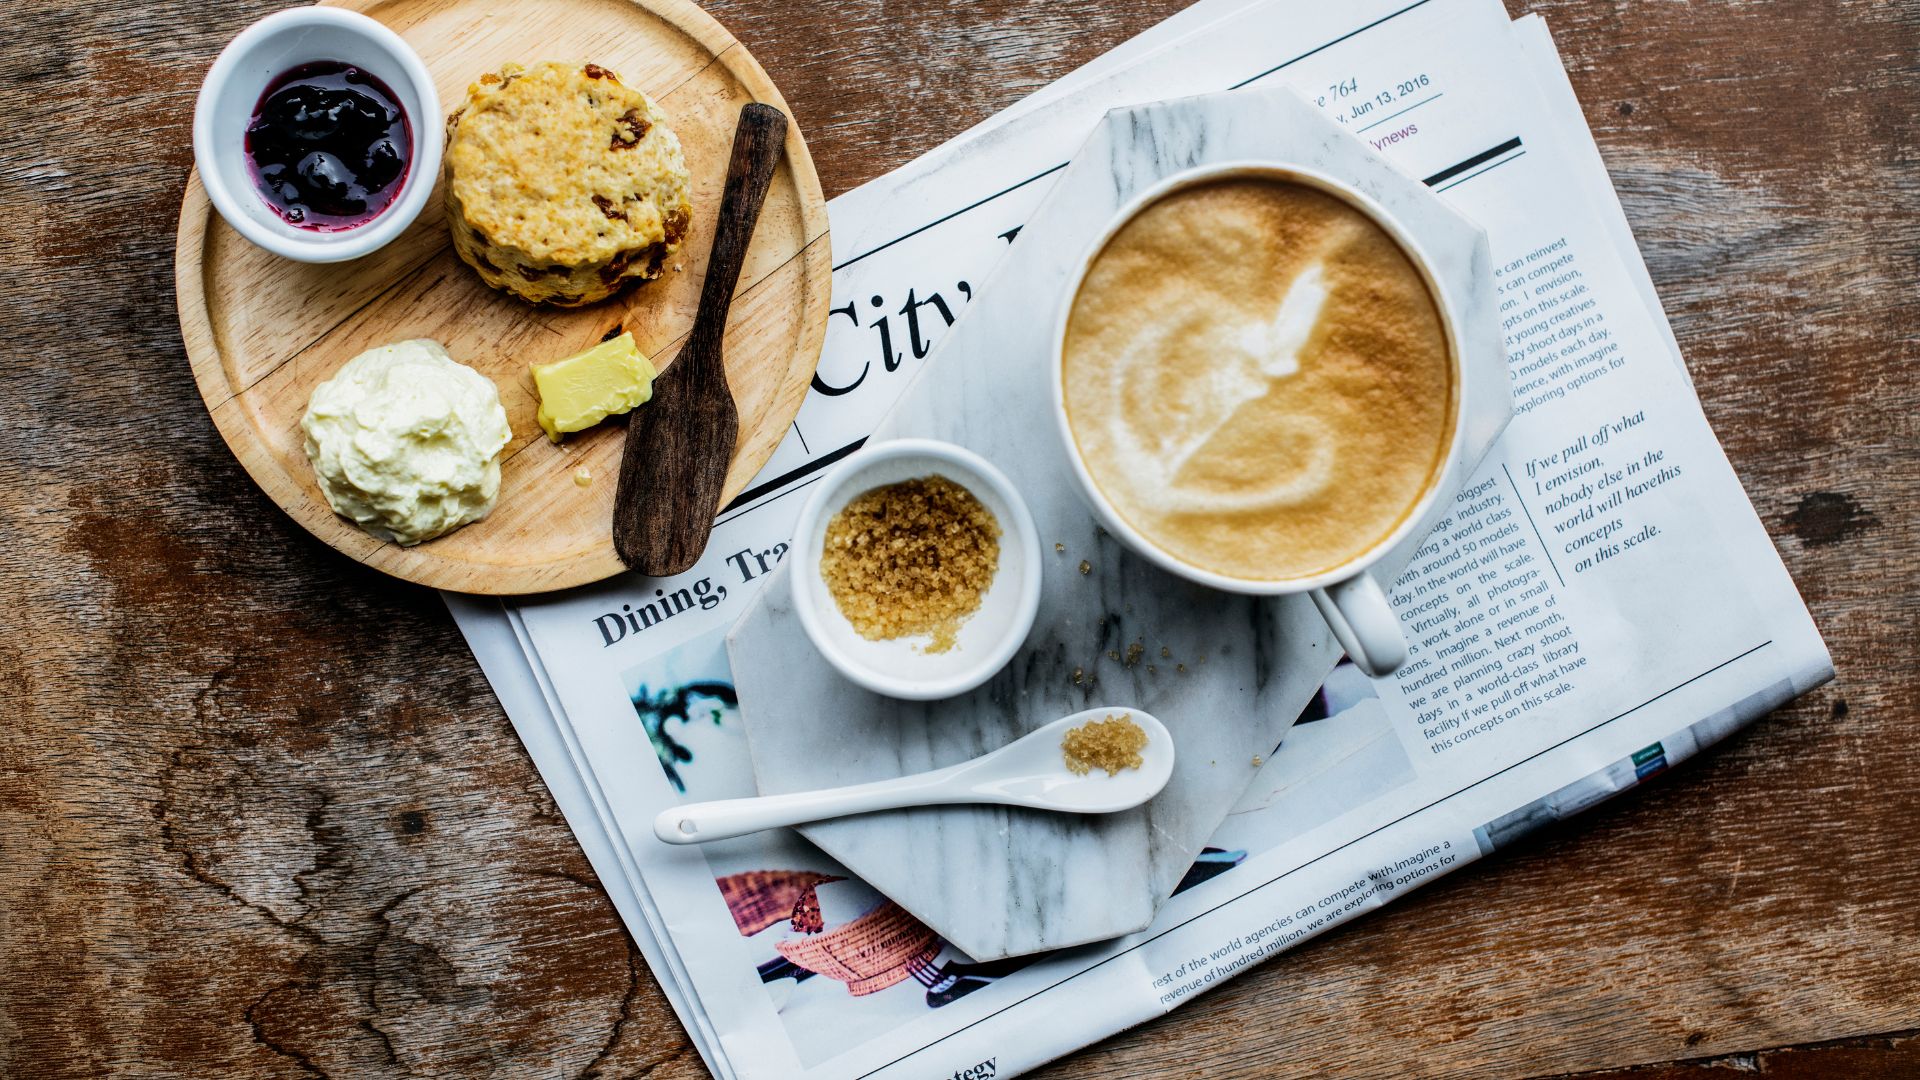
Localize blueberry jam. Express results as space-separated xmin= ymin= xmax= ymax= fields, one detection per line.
xmin=245 ymin=61 xmax=411 ymax=231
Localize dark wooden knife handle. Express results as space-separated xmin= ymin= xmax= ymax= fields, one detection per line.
xmin=692 ymin=103 xmax=789 ymax=345
xmin=611 ymin=103 xmax=788 ymax=577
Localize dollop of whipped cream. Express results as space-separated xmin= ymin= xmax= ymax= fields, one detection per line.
xmin=301 ymin=339 xmax=512 ymax=545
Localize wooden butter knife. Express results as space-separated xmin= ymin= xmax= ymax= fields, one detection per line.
xmin=613 ymin=102 xmax=788 ymax=576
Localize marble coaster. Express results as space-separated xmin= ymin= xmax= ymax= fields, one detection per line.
xmin=729 ymin=85 xmax=1512 ymax=961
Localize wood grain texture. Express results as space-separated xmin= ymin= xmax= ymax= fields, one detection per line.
xmin=614 ymin=102 xmax=785 ymax=576
xmin=177 ymin=0 xmax=832 ymax=594
xmin=0 ymin=0 xmax=1914 ymax=1078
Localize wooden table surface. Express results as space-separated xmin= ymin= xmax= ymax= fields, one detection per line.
xmin=2 ymin=0 xmax=1915 ymax=1076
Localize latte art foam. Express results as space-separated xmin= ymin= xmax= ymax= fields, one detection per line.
xmin=1062 ymin=178 xmax=1454 ymax=582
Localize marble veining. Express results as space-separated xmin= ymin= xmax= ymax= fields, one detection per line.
xmin=729 ymin=85 xmax=1513 ymax=961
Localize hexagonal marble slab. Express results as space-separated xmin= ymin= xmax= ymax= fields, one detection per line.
xmin=728 ymin=84 xmax=1512 ymax=961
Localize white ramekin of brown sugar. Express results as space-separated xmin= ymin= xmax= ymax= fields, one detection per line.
xmin=790 ymin=439 xmax=1043 ymax=701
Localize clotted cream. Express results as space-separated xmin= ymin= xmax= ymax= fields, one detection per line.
xmin=301 ymin=339 xmax=511 ymax=545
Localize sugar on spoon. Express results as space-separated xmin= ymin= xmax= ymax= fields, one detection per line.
xmin=653 ymin=707 xmax=1175 ymax=844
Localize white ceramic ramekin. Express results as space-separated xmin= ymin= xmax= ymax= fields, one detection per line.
xmin=790 ymin=439 xmax=1043 ymax=701
xmin=192 ymin=7 xmax=441 ymax=263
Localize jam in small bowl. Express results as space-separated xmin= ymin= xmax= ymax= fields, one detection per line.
xmin=194 ymin=8 xmax=441 ymax=263
xmin=246 ymin=61 xmax=412 ymax=232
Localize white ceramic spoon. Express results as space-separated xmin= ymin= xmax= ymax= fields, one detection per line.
xmin=653 ymin=707 xmax=1175 ymax=844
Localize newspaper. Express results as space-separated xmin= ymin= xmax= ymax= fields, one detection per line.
xmin=447 ymin=2 xmax=1833 ymax=1076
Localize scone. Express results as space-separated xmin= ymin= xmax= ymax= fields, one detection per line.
xmin=445 ymin=61 xmax=692 ymax=307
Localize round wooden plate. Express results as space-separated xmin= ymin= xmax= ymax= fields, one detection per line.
xmin=176 ymin=0 xmax=831 ymax=594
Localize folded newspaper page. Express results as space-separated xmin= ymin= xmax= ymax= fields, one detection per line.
xmin=448 ymin=2 xmax=1832 ymax=1076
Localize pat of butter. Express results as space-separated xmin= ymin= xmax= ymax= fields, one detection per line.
xmin=532 ymin=331 xmax=656 ymax=442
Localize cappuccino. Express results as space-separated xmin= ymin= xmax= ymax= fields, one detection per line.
xmin=1062 ymin=177 xmax=1454 ymax=582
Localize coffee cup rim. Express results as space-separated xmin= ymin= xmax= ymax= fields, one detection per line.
xmin=1048 ymin=160 xmax=1469 ymax=596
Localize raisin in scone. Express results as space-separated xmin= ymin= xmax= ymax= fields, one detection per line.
xmin=445 ymin=61 xmax=692 ymax=307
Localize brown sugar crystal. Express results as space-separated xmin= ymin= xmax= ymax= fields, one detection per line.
xmin=819 ymin=475 xmax=1000 ymax=653
xmin=1061 ymin=712 xmax=1149 ymax=777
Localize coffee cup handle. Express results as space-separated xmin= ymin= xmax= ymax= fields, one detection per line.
xmin=1310 ymin=572 xmax=1407 ymax=679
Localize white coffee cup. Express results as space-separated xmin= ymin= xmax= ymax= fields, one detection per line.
xmin=1049 ymin=162 xmax=1468 ymax=678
